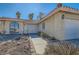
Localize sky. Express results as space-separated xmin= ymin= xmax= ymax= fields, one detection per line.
xmin=0 ymin=3 xmax=79 ymax=20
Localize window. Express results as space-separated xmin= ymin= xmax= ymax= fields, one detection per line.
xmin=10 ymin=21 xmax=19 ymax=34
xmin=42 ymin=23 xmax=45 ymax=30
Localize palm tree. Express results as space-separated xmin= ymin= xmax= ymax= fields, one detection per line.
xmin=16 ymin=11 xmax=21 ymax=19
xmin=38 ymin=12 xmax=45 ymax=20
xmin=28 ymin=13 xmax=34 ymax=20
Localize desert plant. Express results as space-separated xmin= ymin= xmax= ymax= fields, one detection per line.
xmin=45 ymin=41 xmax=79 ymax=55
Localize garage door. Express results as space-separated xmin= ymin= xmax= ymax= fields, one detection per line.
xmin=64 ymin=19 xmax=79 ymax=40
xmin=27 ymin=25 xmax=38 ymax=34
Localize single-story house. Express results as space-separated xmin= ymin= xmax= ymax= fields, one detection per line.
xmin=0 ymin=3 xmax=79 ymax=40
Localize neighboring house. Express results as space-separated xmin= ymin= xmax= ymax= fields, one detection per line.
xmin=0 ymin=3 xmax=79 ymax=40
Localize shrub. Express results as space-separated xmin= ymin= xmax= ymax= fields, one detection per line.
xmin=38 ymin=32 xmax=41 ymax=36
xmin=50 ymin=37 xmax=57 ymax=41
xmin=38 ymin=32 xmax=57 ymax=41
xmin=41 ymin=32 xmax=50 ymax=38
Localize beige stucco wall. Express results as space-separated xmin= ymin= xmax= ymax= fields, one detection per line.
xmin=0 ymin=21 xmax=3 ymax=33
xmin=39 ymin=12 xmax=64 ymax=40
xmin=27 ymin=24 xmax=39 ymax=34
xmin=0 ymin=20 xmax=39 ymax=34
xmin=5 ymin=21 xmax=10 ymax=34
xmin=54 ymin=12 xmax=64 ymax=40
xmin=24 ymin=24 xmax=27 ymax=34
xmin=18 ymin=22 xmax=24 ymax=34
xmin=23 ymin=24 xmax=39 ymax=34
xmin=4 ymin=21 xmax=24 ymax=34
xmin=64 ymin=13 xmax=79 ymax=20
xmin=0 ymin=21 xmax=5 ymax=33
xmin=0 ymin=21 xmax=10 ymax=34
xmin=0 ymin=11 xmax=79 ymax=40
xmin=0 ymin=21 xmax=24 ymax=34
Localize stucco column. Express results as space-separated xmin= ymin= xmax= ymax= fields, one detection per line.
xmin=23 ymin=24 xmax=27 ymax=34
xmin=5 ymin=21 xmax=10 ymax=34
xmin=18 ymin=21 xmax=24 ymax=34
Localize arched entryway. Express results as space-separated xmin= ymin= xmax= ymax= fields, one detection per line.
xmin=9 ymin=21 xmax=19 ymax=34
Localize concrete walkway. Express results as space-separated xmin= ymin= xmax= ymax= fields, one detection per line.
xmin=30 ymin=36 xmax=47 ymax=55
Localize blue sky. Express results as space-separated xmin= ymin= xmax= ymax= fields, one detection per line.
xmin=0 ymin=3 xmax=79 ymax=20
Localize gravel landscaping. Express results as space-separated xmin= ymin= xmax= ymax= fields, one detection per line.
xmin=0 ymin=35 xmax=35 ymax=55
xmin=44 ymin=39 xmax=79 ymax=55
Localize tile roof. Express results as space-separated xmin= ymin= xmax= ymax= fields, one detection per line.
xmin=0 ymin=17 xmax=39 ymax=24
xmin=39 ymin=6 xmax=79 ymax=23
